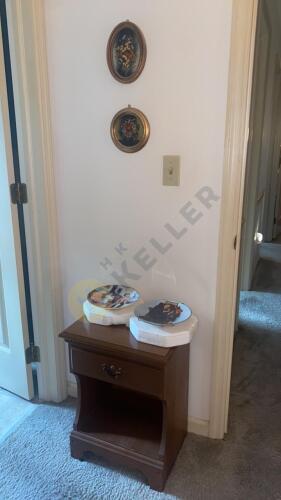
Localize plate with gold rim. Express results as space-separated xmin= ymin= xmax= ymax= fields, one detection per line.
xmin=87 ymin=285 xmax=140 ymax=310
xmin=134 ymin=300 xmax=192 ymax=326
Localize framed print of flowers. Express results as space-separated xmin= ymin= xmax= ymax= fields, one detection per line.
xmin=107 ymin=21 xmax=147 ymax=83
xmin=110 ymin=106 xmax=150 ymax=153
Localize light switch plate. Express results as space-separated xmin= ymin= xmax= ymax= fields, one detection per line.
xmin=163 ymin=156 xmax=180 ymax=186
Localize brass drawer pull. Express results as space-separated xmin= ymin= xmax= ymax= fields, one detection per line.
xmin=101 ymin=363 xmax=123 ymax=379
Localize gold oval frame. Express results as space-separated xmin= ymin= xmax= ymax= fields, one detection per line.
xmin=107 ymin=21 xmax=147 ymax=84
xmin=110 ymin=106 xmax=150 ymax=154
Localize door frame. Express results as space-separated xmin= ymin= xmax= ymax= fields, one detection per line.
xmin=5 ymin=0 xmax=67 ymax=402
xmin=2 ymin=0 xmax=262 ymax=415
xmin=209 ymin=0 xmax=259 ymax=439
xmin=0 ymin=15 xmax=34 ymax=399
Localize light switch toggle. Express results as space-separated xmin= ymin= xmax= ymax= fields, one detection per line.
xmin=163 ymin=156 xmax=180 ymax=186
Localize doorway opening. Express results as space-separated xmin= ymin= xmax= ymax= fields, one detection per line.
xmin=0 ymin=1 xmax=66 ymax=407
xmin=0 ymin=0 xmax=38 ymax=431
xmin=228 ymin=0 xmax=281 ymax=447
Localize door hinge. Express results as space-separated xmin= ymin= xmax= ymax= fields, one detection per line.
xmin=10 ymin=182 xmax=28 ymax=204
xmin=233 ymin=235 xmax=237 ymax=250
xmin=25 ymin=345 xmax=40 ymax=364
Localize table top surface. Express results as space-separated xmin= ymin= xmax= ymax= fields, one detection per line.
xmin=60 ymin=317 xmax=173 ymax=364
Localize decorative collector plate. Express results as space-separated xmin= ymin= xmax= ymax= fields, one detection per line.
xmin=87 ymin=285 xmax=140 ymax=310
xmin=107 ymin=20 xmax=146 ymax=83
xmin=134 ymin=300 xmax=192 ymax=326
xmin=111 ymin=105 xmax=150 ymax=153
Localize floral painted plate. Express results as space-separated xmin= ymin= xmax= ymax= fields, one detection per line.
xmin=107 ymin=21 xmax=147 ymax=83
xmin=87 ymin=285 xmax=140 ymax=310
xmin=134 ymin=300 xmax=192 ymax=326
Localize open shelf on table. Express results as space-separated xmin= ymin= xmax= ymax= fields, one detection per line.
xmin=76 ymin=378 xmax=163 ymax=460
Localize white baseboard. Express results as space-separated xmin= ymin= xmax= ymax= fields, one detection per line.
xmin=188 ymin=417 xmax=209 ymax=437
xmin=67 ymin=381 xmax=210 ymax=438
xmin=68 ymin=381 xmax=78 ymax=398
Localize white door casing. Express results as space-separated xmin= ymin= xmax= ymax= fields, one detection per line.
xmin=0 ymin=21 xmax=33 ymax=400
xmin=4 ymin=0 xmax=67 ymax=402
xmin=209 ymin=0 xmax=259 ymax=439
xmin=209 ymin=0 xmax=281 ymax=439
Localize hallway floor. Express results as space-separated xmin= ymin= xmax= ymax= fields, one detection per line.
xmin=232 ymin=244 xmax=281 ymax=497
xmin=0 ymin=387 xmax=36 ymax=444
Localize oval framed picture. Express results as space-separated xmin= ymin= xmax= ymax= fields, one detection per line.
xmin=107 ymin=21 xmax=147 ymax=83
xmin=110 ymin=106 xmax=150 ymax=153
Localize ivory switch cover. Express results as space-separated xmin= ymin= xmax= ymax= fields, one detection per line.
xmin=163 ymin=156 xmax=180 ymax=186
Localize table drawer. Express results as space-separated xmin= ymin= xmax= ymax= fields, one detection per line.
xmin=69 ymin=345 xmax=163 ymax=398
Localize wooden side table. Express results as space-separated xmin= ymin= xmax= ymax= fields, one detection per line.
xmin=60 ymin=318 xmax=189 ymax=491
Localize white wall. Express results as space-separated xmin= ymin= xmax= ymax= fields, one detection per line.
xmin=44 ymin=0 xmax=232 ymax=422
